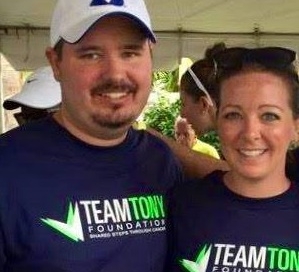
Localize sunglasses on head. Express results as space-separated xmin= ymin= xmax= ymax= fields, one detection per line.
xmin=213 ymin=47 xmax=296 ymax=71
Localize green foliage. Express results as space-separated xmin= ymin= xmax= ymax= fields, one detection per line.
xmin=152 ymin=69 xmax=179 ymax=93
xmin=144 ymin=97 xmax=181 ymax=138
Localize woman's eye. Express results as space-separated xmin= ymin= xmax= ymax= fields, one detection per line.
xmin=262 ymin=112 xmax=280 ymax=121
xmin=223 ymin=112 xmax=242 ymax=120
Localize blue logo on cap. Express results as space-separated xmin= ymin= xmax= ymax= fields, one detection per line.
xmin=90 ymin=0 xmax=124 ymax=6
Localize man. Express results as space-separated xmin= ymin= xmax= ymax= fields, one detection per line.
xmin=0 ymin=0 xmax=184 ymax=271
xmin=3 ymin=66 xmax=61 ymax=125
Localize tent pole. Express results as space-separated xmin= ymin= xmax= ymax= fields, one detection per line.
xmin=253 ymin=25 xmax=261 ymax=47
xmin=178 ymin=27 xmax=183 ymax=66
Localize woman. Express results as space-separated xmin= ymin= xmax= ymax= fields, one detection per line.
xmin=166 ymin=46 xmax=299 ymax=271
xmin=179 ymin=43 xmax=225 ymax=136
xmin=172 ymin=43 xmax=227 ymax=159
xmin=176 ymin=43 xmax=226 ymax=159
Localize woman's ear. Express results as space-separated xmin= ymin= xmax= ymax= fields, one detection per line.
xmin=290 ymin=119 xmax=299 ymax=148
xmin=200 ymin=96 xmax=213 ymax=113
xmin=295 ymin=119 xmax=299 ymax=140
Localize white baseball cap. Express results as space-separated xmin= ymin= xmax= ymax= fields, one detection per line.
xmin=50 ymin=0 xmax=156 ymax=47
xmin=3 ymin=66 xmax=62 ymax=110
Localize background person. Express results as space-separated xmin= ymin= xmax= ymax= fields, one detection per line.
xmin=179 ymin=42 xmax=226 ymax=139
xmin=167 ymin=46 xmax=299 ymax=271
xmin=3 ymin=66 xmax=61 ymax=125
xmin=0 ymin=0 xmax=185 ymax=271
xmin=176 ymin=43 xmax=227 ymax=160
xmin=147 ymin=43 xmax=230 ymax=177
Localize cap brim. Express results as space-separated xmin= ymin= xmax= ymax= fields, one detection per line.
xmin=3 ymin=67 xmax=62 ymax=110
xmin=3 ymin=96 xmax=61 ymax=110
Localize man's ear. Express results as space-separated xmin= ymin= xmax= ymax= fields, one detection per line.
xmin=45 ymin=47 xmax=61 ymax=82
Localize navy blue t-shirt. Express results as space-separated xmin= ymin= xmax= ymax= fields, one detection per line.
xmin=167 ymin=170 xmax=299 ymax=272
xmin=0 ymin=117 xmax=184 ymax=272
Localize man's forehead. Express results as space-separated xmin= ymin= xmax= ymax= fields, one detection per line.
xmin=77 ymin=15 xmax=149 ymax=44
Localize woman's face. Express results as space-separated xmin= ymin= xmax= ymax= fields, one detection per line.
xmin=180 ymin=89 xmax=216 ymax=136
xmin=217 ymin=71 xmax=299 ymax=181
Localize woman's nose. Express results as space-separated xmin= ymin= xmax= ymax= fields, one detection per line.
xmin=241 ymin=117 xmax=261 ymax=141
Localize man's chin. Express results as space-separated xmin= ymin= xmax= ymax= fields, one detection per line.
xmin=92 ymin=115 xmax=135 ymax=130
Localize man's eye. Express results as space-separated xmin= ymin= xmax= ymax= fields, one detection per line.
xmin=81 ymin=53 xmax=101 ymax=60
xmin=122 ymin=51 xmax=139 ymax=58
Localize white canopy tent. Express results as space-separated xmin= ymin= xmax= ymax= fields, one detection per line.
xmin=1 ymin=0 xmax=299 ymax=70
xmin=1 ymin=0 xmax=299 ymax=132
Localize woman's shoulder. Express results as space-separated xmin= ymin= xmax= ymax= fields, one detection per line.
xmin=170 ymin=170 xmax=226 ymax=199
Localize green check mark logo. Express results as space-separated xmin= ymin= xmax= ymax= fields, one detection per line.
xmin=41 ymin=202 xmax=84 ymax=242
xmin=180 ymin=244 xmax=212 ymax=272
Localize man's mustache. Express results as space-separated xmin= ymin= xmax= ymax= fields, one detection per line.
xmin=90 ymin=79 xmax=137 ymax=95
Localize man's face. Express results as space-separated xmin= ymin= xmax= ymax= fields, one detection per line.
xmin=47 ymin=16 xmax=153 ymax=142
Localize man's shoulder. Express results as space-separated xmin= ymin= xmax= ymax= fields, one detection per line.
xmin=0 ymin=118 xmax=57 ymax=150
xmin=133 ymin=129 xmax=174 ymax=153
xmin=132 ymin=129 xmax=184 ymax=180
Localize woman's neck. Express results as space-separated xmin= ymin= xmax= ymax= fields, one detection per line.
xmin=223 ymin=171 xmax=291 ymax=198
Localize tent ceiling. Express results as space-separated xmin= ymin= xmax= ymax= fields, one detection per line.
xmin=1 ymin=0 xmax=299 ymax=70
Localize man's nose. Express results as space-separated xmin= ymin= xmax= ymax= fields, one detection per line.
xmin=102 ymin=56 xmax=125 ymax=82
